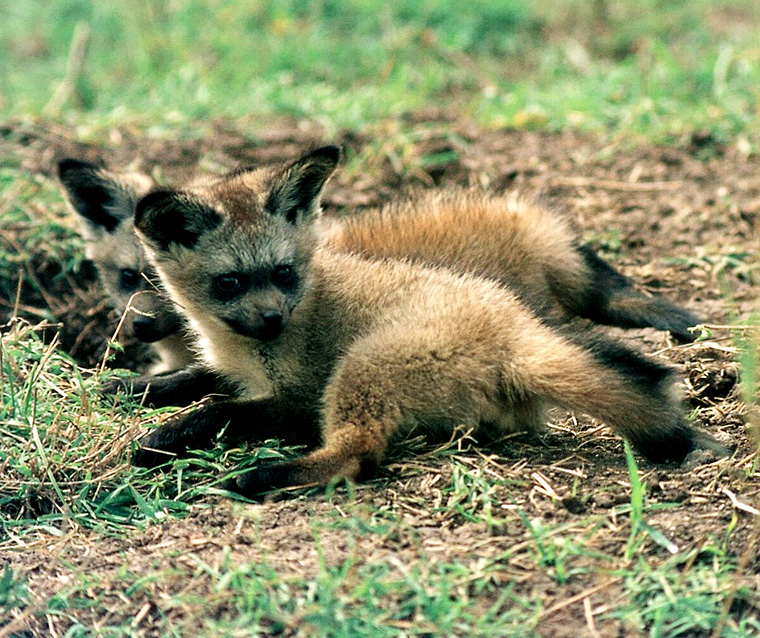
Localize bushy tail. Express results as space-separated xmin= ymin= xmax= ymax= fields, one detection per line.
xmin=512 ymin=328 xmax=726 ymax=462
xmin=554 ymin=245 xmax=701 ymax=343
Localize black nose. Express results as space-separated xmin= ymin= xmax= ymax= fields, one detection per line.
xmin=132 ymin=315 xmax=157 ymax=342
xmin=261 ymin=310 xmax=283 ymax=331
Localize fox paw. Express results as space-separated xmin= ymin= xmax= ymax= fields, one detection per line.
xmin=102 ymin=376 xmax=140 ymax=397
xmin=222 ymin=460 xmax=296 ymax=499
xmin=132 ymin=426 xmax=187 ymax=468
xmin=132 ymin=403 xmax=226 ymax=468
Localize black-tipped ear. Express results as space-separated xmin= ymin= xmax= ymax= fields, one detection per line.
xmin=135 ymin=191 xmax=221 ymax=251
xmin=266 ymin=145 xmax=341 ymax=224
xmin=58 ymin=158 xmax=134 ymax=233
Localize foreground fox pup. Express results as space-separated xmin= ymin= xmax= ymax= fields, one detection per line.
xmin=131 ymin=146 xmax=722 ymax=497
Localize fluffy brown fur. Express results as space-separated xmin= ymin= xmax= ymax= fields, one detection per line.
xmin=131 ymin=146 xmax=724 ymax=497
xmin=322 ymin=190 xmax=700 ymax=337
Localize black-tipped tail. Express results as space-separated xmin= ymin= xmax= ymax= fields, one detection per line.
xmin=569 ymin=245 xmax=701 ymax=342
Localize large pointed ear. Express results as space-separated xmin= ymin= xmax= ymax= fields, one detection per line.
xmin=58 ymin=158 xmax=150 ymax=238
xmin=135 ymin=190 xmax=221 ymax=252
xmin=266 ymin=145 xmax=340 ymax=224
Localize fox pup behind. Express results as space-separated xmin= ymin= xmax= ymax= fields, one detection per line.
xmin=58 ymin=159 xmax=194 ymax=374
xmin=321 ymin=191 xmax=700 ymax=340
xmin=131 ymin=146 xmax=724 ymax=497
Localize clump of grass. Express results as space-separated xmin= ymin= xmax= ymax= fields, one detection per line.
xmin=622 ymin=441 xmax=679 ymax=560
xmin=0 ymin=564 xmax=30 ymax=636
xmin=0 ymin=320 xmax=268 ymax=541
xmin=0 ymin=170 xmax=86 ymax=307
xmin=615 ymin=546 xmax=760 ymax=637
xmin=1 ymin=319 xmax=138 ymax=538
xmin=0 ymin=564 xmax=29 ymax=613
xmin=111 ymin=546 xmax=541 ymax=637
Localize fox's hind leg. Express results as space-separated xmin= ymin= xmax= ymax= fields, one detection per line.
xmin=555 ymin=245 xmax=701 ymax=342
xmin=507 ymin=325 xmax=727 ymax=462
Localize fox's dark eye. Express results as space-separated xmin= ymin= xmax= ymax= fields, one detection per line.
xmin=271 ymin=265 xmax=296 ymax=288
xmin=213 ymin=273 xmax=246 ymax=297
xmin=119 ymin=268 xmax=140 ymax=290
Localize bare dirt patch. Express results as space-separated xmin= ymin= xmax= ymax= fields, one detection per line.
xmin=2 ymin=115 xmax=759 ymax=636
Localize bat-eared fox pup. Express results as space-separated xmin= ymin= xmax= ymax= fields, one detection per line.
xmin=126 ymin=145 xmax=724 ymax=498
xmin=59 ymin=151 xmax=701 ymax=380
xmin=58 ymin=159 xmax=193 ymax=374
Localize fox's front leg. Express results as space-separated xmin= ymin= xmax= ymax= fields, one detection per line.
xmin=133 ymin=398 xmax=320 ymax=467
xmin=104 ymin=365 xmax=234 ymax=407
xmin=228 ymin=339 xmax=439 ymax=497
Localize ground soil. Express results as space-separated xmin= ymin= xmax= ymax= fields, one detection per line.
xmin=2 ymin=115 xmax=759 ymax=636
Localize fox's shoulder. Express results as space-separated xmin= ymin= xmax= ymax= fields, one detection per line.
xmin=311 ymin=248 xmax=514 ymax=316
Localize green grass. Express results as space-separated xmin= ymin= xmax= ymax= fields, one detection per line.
xmin=2 ymin=312 xmax=757 ymax=635
xmin=1 ymin=0 xmax=758 ymax=143
xmin=615 ymin=547 xmax=760 ymax=638
xmin=0 ymin=321 xmax=284 ymax=541
xmin=30 ymin=535 xmax=544 ymax=637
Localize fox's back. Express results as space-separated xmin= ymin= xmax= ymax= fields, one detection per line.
xmin=322 ymin=190 xmax=586 ymax=311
